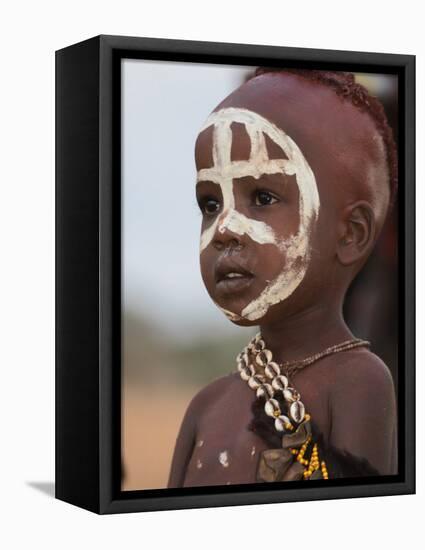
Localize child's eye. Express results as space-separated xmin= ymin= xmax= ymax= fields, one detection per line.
xmin=254 ymin=190 xmax=279 ymax=206
xmin=199 ymin=197 xmax=221 ymax=215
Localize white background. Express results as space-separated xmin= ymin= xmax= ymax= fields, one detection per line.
xmin=0 ymin=1 xmax=422 ymax=548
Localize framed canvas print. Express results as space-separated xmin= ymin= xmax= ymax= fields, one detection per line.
xmin=55 ymin=35 xmax=415 ymax=514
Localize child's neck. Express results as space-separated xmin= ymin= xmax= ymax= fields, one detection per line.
xmin=259 ymin=301 xmax=353 ymax=364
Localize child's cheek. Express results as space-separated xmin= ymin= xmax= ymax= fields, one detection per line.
xmin=199 ymin=247 xmax=217 ymax=297
xmin=269 ymin=207 xmax=300 ymax=243
xmin=251 ymin=242 xmax=287 ymax=281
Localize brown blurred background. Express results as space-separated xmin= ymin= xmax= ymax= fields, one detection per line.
xmin=121 ymin=61 xmax=398 ymax=491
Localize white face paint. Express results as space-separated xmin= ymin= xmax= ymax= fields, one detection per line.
xmin=197 ymin=107 xmax=320 ymax=322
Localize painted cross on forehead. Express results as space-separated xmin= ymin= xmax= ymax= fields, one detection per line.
xmin=197 ymin=107 xmax=320 ymax=322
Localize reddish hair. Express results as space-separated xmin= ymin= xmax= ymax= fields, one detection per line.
xmin=252 ymin=68 xmax=398 ymax=208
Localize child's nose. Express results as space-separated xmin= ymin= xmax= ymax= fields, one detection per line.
xmin=213 ymin=210 xmax=243 ymax=251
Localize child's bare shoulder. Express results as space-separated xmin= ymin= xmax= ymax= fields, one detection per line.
xmin=331 ymin=348 xmax=394 ymax=387
xmin=327 ymin=347 xmax=396 ymax=408
xmin=324 ymin=348 xmax=397 ymax=473
xmin=186 ymin=372 xmax=241 ymax=415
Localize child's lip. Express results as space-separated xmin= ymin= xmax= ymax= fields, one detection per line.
xmin=215 ymin=257 xmax=254 ymax=284
xmin=214 ymin=257 xmax=255 ymax=295
xmin=216 ymin=274 xmax=254 ymax=295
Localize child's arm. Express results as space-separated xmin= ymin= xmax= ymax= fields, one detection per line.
xmin=328 ymin=352 xmax=397 ymax=475
xmin=167 ymin=375 xmax=233 ymax=487
xmin=167 ymin=396 xmax=198 ymax=488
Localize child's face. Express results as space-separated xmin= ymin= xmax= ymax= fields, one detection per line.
xmin=195 ymin=72 xmax=388 ymax=326
xmin=196 ymin=107 xmax=320 ymax=324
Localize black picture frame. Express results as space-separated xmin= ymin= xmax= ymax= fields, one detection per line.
xmin=55 ymin=34 xmax=415 ymax=514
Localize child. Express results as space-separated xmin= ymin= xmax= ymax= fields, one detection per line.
xmin=167 ymin=69 xmax=397 ymax=487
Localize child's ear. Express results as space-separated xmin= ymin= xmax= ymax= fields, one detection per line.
xmin=336 ymin=200 xmax=377 ymax=266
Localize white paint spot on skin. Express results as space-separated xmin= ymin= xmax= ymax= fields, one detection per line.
xmin=251 ymin=446 xmax=256 ymax=458
xmin=197 ymin=439 xmax=204 ymax=447
xmin=197 ymin=108 xmax=320 ymax=322
xmin=196 ymin=459 xmax=203 ymax=469
xmin=219 ymin=450 xmax=230 ymax=468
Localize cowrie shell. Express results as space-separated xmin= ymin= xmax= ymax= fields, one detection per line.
xmin=263 ymin=349 xmax=273 ymax=363
xmin=264 ymin=398 xmax=281 ymax=418
xmin=255 ymin=339 xmax=266 ymax=351
xmin=255 ymin=349 xmax=272 ymax=367
xmin=290 ymin=400 xmax=305 ymax=423
xmin=265 ymin=362 xmax=280 ymax=379
xmin=240 ymin=366 xmax=252 ymax=381
xmin=274 ymin=415 xmax=291 ymax=432
xmin=272 ymin=375 xmax=289 ymax=391
xmin=248 ymin=374 xmax=264 ymax=390
xmin=256 ymin=383 xmax=274 ymax=399
xmin=236 ymin=351 xmax=246 ymax=363
xmin=283 ymin=387 xmax=298 ymax=402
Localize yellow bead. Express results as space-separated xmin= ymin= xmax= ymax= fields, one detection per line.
xmin=320 ymin=460 xmax=329 ymax=479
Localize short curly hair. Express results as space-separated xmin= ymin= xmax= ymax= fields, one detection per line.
xmin=252 ymin=68 xmax=398 ymax=208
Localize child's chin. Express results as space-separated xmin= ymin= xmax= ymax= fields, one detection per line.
xmin=213 ymin=296 xmax=263 ymax=327
xmin=221 ymin=309 xmax=259 ymax=327
xmin=229 ymin=317 xmax=256 ymax=328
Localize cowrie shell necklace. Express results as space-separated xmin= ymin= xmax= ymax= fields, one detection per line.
xmin=237 ymin=333 xmax=370 ymax=434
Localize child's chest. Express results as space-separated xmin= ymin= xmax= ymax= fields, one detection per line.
xmin=183 ymin=389 xmax=269 ymax=487
xmin=182 ymin=372 xmax=331 ymax=487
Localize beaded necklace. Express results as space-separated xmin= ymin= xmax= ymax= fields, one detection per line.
xmin=236 ymin=333 xmax=370 ymax=480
